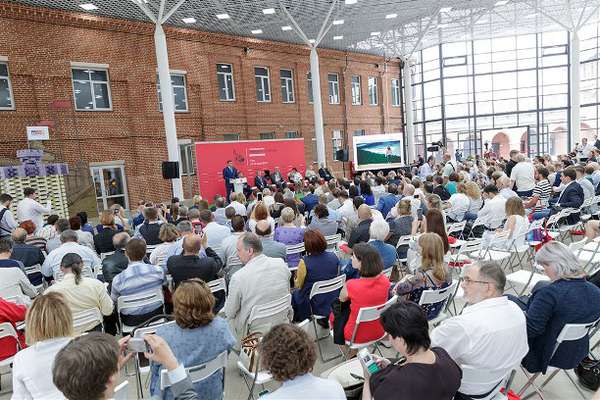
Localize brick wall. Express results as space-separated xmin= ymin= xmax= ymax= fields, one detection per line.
xmin=0 ymin=3 xmax=403 ymax=210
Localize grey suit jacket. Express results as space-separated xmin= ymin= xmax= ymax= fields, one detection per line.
xmin=260 ymin=238 xmax=287 ymax=260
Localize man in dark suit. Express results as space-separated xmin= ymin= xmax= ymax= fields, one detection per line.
xmin=348 ymin=205 xmax=374 ymax=248
xmin=318 ymin=163 xmax=333 ymax=181
xmin=552 ymin=166 xmax=584 ymax=225
xmin=254 ymin=170 xmax=266 ymax=191
xmin=222 ymin=160 xmax=239 ymax=200
xmin=102 ymin=232 xmax=130 ymax=291
xmin=167 ymin=234 xmax=224 ymax=310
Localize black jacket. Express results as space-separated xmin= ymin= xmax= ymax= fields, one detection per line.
xmin=102 ymin=249 xmax=129 ymax=291
xmin=139 ymin=222 xmax=162 ymax=245
xmin=433 ymin=185 xmax=451 ymax=201
xmin=348 ymin=219 xmax=373 ymax=248
xmin=555 ymin=181 xmax=584 ymax=225
xmin=94 ymin=228 xmax=118 ymax=254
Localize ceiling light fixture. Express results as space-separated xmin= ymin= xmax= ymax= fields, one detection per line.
xmin=370 ymin=31 xmax=380 ymax=36
xmin=440 ymin=7 xmax=452 ymax=13
xmin=281 ymin=26 xmax=292 ymax=31
xmin=182 ymin=17 xmax=196 ymax=23
xmin=216 ymin=13 xmax=230 ymax=19
xmin=79 ymin=3 xmax=98 ymax=10
xmin=309 ymin=39 xmax=316 ymax=43
xmin=385 ymin=13 xmax=397 ymax=19
xmin=262 ymin=8 xmax=276 ymax=14
xmin=475 ymin=19 xmax=489 ymax=24
xmin=251 ymin=29 xmax=263 ymax=34
xmin=333 ymin=35 xmax=343 ymax=40
xmin=333 ymin=19 xmax=344 ymax=25
xmin=495 ymin=0 xmax=509 ymax=6
xmin=345 ymin=0 xmax=357 ymax=4
xmin=437 ymin=23 xmax=448 ymax=29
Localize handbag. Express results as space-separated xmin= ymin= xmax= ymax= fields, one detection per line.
xmin=575 ymin=356 xmax=600 ymax=391
xmin=331 ymin=298 xmax=351 ymax=345
xmin=239 ymin=332 xmax=263 ymax=373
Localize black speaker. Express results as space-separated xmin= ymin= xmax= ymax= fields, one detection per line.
xmin=335 ymin=149 xmax=349 ymax=162
xmin=161 ymin=161 xmax=180 ymax=179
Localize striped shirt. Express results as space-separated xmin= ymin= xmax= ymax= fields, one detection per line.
xmin=532 ymin=179 xmax=552 ymax=211
xmin=110 ymin=261 xmax=165 ymax=315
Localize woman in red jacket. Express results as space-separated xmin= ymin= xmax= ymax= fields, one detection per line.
xmin=0 ymin=297 xmax=27 ymax=361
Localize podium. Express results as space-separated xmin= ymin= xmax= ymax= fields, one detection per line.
xmin=231 ymin=178 xmax=247 ymax=194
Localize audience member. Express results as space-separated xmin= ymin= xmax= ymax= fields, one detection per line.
xmin=255 ymin=220 xmax=287 ymax=260
xmin=101 ymin=232 xmax=130 ymax=291
xmin=10 ymin=227 xmax=44 ymax=285
xmin=41 ymin=230 xmax=101 ymax=280
xmin=19 ymin=220 xmax=47 ymax=253
xmin=510 ymin=154 xmax=536 ymax=197
xmin=446 ymin=183 xmax=470 ymax=222
xmin=348 ymin=204 xmax=374 ymax=248
xmin=431 ymin=261 xmax=528 ymax=399
xmin=149 ymin=279 xmax=235 ymax=399
xmin=46 ymin=218 xmax=70 ymax=253
xmin=308 ymin=204 xmax=338 ymax=236
xmin=482 ymin=196 xmax=529 ymax=249
xmin=220 ymin=216 xmax=245 ymax=280
xmin=133 ymin=207 xmax=163 ymax=245
xmin=37 ymin=214 xmax=59 ymax=241
xmin=93 ymin=210 xmax=121 ymax=255
xmin=12 ymin=292 xmax=73 ymax=399
xmin=199 ymin=209 xmax=231 ymax=249
xmin=248 ymin=202 xmax=275 ymax=234
xmin=376 ymin=184 xmax=400 ymax=219
xmin=361 ymin=301 xmax=461 ymax=400
xmin=16 ymin=188 xmax=52 ymax=232
xmin=0 ymin=295 xmax=27 ymax=362
xmin=0 ymin=193 xmax=17 ymax=239
xmin=0 ymin=238 xmax=36 ymax=298
xmin=69 ymin=215 xmax=94 ymax=250
xmin=148 ymin=223 xmax=179 ymax=267
xmin=273 ymin=207 xmax=305 ymax=268
xmin=386 ymin=199 xmax=413 ymax=248
xmin=476 ymin=185 xmax=507 ymax=231
xmin=46 ymin=253 xmax=113 ymax=333
xmin=368 ymin=219 xmax=397 ymax=272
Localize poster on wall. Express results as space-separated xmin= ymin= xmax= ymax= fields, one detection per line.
xmin=195 ymin=139 xmax=306 ymax=202
xmin=353 ymin=133 xmax=404 ymax=171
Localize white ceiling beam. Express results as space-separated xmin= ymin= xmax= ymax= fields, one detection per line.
xmin=315 ymin=0 xmax=339 ymax=46
xmin=524 ymin=0 xmax=572 ymax=31
xmin=161 ymin=0 xmax=188 ymax=24
xmin=408 ymin=8 xmax=440 ymax=58
xmin=157 ymin=0 xmax=166 ymax=23
xmin=576 ymin=2 xmax=600 ymax=31
xmin=134 ymin=0 xmax=157 ymax=23
xmin=279 ymin=2 xmax=312 ymax=46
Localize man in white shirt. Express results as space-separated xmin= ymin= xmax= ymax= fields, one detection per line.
xmin=224 ymin=232 xmax=291 ymax=342
xmin=577 ymin=137 xmax=594 ymax=161
xmin=212 ymin=197 xmax=228 ymax=226
xmin=498 ymin=176 xmax=518 ymax=199
xmin=575 ymin=165 xmax=594 ymax=200
xmin=227 ymin=192 xmax=247 ymax=217
xmin=446 ymin=187 xmax=470 ymax=222
xmin=0 ymin=237 xmax=37 ymax=298
xmin=419 ymin=156 xmax=435 ymax=180
xmin=42 ymin=230 xmax=101 ymax=280
xmin=431 ymin=260 xmax=528 ymax=398
xmin=16 ymin=187 xmax=52 ymax=233
xmin=477 ymin=185 xmax=507 ymax=230
xmin=220 ymin=216 xmax=245 ymax=280
xmin=510 ymin=155 xmax=536 ymax=197
xmin=0 ymin=193 xmax=17 ymax=238
xmin=199 ymin=210 xmax=231 ymax=250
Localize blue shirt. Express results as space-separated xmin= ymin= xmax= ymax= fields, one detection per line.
xmin=150 ymin=318 xmax=236 ymax=400
xmin=110 ymin=261 xmax=165 ymax=315
xmin=0 ymin=258 xmax=25 ymax=273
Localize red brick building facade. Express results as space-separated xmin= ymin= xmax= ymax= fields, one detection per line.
xmin=0 ymin=2 xmax=403 ymax=213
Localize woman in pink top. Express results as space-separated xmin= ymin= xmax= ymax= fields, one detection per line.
xmin=339 ymin=243 xmax=391 ymax=344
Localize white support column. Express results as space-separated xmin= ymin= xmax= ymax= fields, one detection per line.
xmin=403 ymin=61 xmax=416 ymax=164
xmin=310 ymin=47 xmax=327 ymax=167
xmin=570 ymin=31 xmax=581 ymax=149
xmin=154 ymin=23 xmax=183 ymax=200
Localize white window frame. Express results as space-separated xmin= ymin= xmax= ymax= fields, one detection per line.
xmin=70 ymin=62 xmax=113 ymax=111
xmin=217 ymin=63 xmax=236 ymax=101
xmin=157 ymin=71 xmax=189 ymax=113
xmin=0 ymin=59 xmax=15 ymax=111
xmin=260 ymin=132 xmax=276 ymax=140
xmin=368 ymin=76 xmax=378 ymax=106
xmin=307 ymin=73 xmax=314 ymax=104
xmin=255 ymin=66 xmax=271 ymax=102
xmin=178 ymin=139 xmax=195 ymax=176
xmin=391 ymin=78 xmax=401 ymax=107
xmin=280 ymin=69 xmax=295 ymax=103
xmin=223 ymin=133 xmax=240 ymax=141
xmin=328 ymin=73 xmax=340 ymax=104
xmin=351 ymin=75 xmax=362 ymax=105
xmin=286 ymin=131 xmax=300 ymax=138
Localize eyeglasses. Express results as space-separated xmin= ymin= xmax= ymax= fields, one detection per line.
xmin=462 ymin=277 xmax=493 ymax=286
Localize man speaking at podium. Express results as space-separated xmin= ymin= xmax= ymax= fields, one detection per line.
xmin=223 ymin=160 xmax=239 ymax=200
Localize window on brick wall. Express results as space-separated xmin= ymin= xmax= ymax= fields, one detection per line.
xmin=157 ymin=73 xmax=189 ymax=112
xmin=332 ymin=130 xmax=343 ymax=158
xmin=260 ymin=132 xmax=276 ymax=140
xmin=179 ymin=141 xmax=195 ymax=176
xmin=280 ymin=69 xmax=295 ymax=103
xmin=255 ymin=67 xmax=271 ymax=102
xmin=223 ymin=133 xmax=240 ymax=141
xmin=353 ymin=129 xmax=366 ymax=136
xmin=368 ymin=76 xmax=378 ymax=105
xmin=391 ymin=78 xmax=401 ymax=107
xmin=328 ymin=73 xmax=340 ymax=104
xmin=351 ymin=75 xmax=362 ymax=105
xmin=307 ymin=73 xmax=314 ymax=104
xmin=0 ymin=62 xmax=14 ymax=110
xmin=286 ymin=131 xmax=300 ymax=138
xmin=217 ymin=64 xmax=235 ymax=101
xmin=72 ymin=67 xmax=112 ymax=111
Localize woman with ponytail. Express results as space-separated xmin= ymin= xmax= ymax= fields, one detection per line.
xmin=46 ymin=253 xmax=113 ymax=333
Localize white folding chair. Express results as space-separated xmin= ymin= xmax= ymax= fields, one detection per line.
xmin=506 ymin=263 xmax=550 ymax=296
xmin=72 ymin=308 xmax=104 ymax=334
xmin=346 ymin=295 xmax=398 ymax=354
xmin=285 ymin=243 xmax=305 ymax=271
xmin=237 ymin=294 xmax=292 ymax=399
xmin=468 ymin=218 xmax=487 ymax=239
xmin=54 ymin=264 xmax=94 ymax=281
xmin=324 ymin=233 xmax=342 ymax=253
xmin=308 ymin=275 xmax=346 ymax=362
xmin=160 ymin=351 xmax=228 ymax=391
xmin=113 ymin=380 xmax=129 ymax=400
xmin=518 ymin=318 xmax=600 ymax=400
xmin=23 ymin=263 xmax=44 ymax=292
xmin=4 ymin=294 xmax=30 ymax=306
xmin=208 ymin=277 xmax=227 ymax=296
xmin=395 ymin=235 xmax=413 ymax=264
xmin=447 ymin=221 xmax=467 ymax=240
xmin=117 ymin=288 xmax=165 ymax=334
xmin=100 ymin=251 xmax=115 ymax=261
xmin=418 ymin=281 xmax=458 ymax=326
xmin=460 ymin=366 xmax=514 ymax=400
xmin=0 ymin=322 xmax=21 ymax=369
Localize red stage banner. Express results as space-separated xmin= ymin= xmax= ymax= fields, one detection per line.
xmin=195 ymin=139 xmax=307 ymax=202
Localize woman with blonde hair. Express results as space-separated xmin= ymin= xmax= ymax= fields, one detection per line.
xmin=394 ymin=233 xmax=451 ymax=320
xmin=149 ymin=279 xmax=235 ymax=399
xmin=464 ymin=181 xmax=483 ymax=221
xmin=248 ymin=201 xmax=275 ymax=233
xmin=149 ymin=223 xmax=180 ymax=266
xmin=274 ymin=207 xmax=305 ymax=268
xmin=93 ymin=210 xmax=121 ymax=254
xmin=387 ymin=199 xmax=414 ymax=248
xmin=12 ymin=292 xmax=74 ymax=399
xmin=483 ymin=196 xmax=529 ymax=250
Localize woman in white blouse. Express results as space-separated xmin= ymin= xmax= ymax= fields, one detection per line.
xmin=248 ymin=202 xmax=276 ymax=233
xmin=149 ymin=223 xmax=179 ymax=267
xmin=12 ymin=292 xmax=73 ymax=400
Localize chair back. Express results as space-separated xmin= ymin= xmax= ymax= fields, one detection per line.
xmin=160 ymin=351 xmax=228 ymax=391
xmin=100 ymin=251 xmax=115 ymax=261
xmin=309 ymin=275 xmax=346 ymax=301
xmin=24 ymin=263 xmax=41 ymax=277
xmin=395 ymin=235 xmax=413 ymax=249
xmin=569 ymin=237 xmax=588 ymax=252
xmin=208 ymin=278 xmax=228 ymax=296
xmin=286 ymin=242 xmax=305 ymax=256
xmin=460 ymin=365 xmax=512 ymax=400
xmin=447 ymin=221 xmax=466 ymax=237
xmin=117 ymin=287 xmax=165 ymax=316
xmin=550 ymin=318 xmax=600 ymax=361
xmin=247 ymin=294 xmax=292 ymax=333
xmin=54 ymin=264 xmax=94 ymax=281
xmin=350 ymin=295 xmax=398 ymax=344
xmin=0 ymin=322 xmax=20 ymax=352
xmin=146 ymin=244 xmax=158 ymax=254
xmin=459 ymin=238 xmax=483 ymax=255
xmin=324 ymin=233 xmax=342 ymax=249
xmin=545 ymin=213 xmax=561 ymax=229
xmin=72 ymin=308 xmax=103 ymax=332
xmin=418 ymin=281 xmax=458 ymax=307
xmin=133 ymin=320 xmax=175 ymax=338
xmin=5 ymin=295 xmax=29 ymax=305
xmin=113 ymin=380 xmax=129 ymax=400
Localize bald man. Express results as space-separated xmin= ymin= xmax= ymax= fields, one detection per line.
xmin=166 ymin=234 xmax=224 ymax=310
xmin=255 ymin=219 xmax=287 ymax=260
xmin=348 ymin=204 xmax=373 ymax=248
